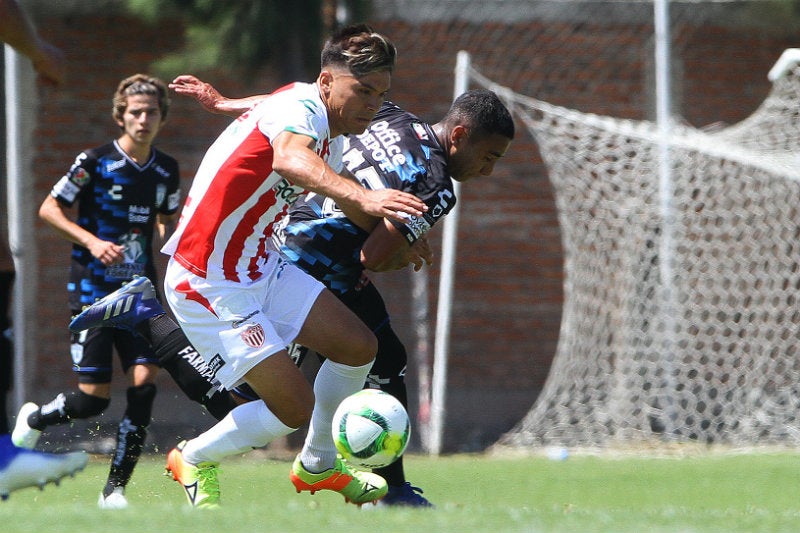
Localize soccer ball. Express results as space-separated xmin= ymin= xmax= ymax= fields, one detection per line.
xmin=332 ymin=389 xmax=410 ymax=469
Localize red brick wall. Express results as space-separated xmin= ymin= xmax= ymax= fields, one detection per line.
xmin=18 ymin=10 xmax=795 ymax=451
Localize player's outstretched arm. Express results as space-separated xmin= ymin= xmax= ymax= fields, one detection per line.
xmin=271 ymin=131 xmax=427 ymax=223
xmin=169 ymin=75 xmax=268 ymax=117
xmin=0 ymin=0 xmax=65 ymax=86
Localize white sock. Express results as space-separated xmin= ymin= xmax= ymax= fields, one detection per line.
xmin=299 ymin=359 xmax=373 ymax=473
xmin=183 ymin=400 xmax=295 ymax=464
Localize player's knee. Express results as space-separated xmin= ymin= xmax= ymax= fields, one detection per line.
xmin=202 ymin=390 xmax=239 ymax=420
xmin=125 ymin=383 xmax=156 ymax=426
xmin=66 ymin=390 xmax=110 ymax=418
xmin=278 ymin=391 xmax=314 ymax=429
xmin=350 ymin=328 xmax=378 ymax=365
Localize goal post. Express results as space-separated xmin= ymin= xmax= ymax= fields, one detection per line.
xmin=425 ymin=51 xmax=470 ymax=455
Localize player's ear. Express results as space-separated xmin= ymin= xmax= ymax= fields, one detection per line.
xmin=451 ymin=124 xmax=469 ymax=147
xmin=318 ymin=70 xmax=334 ymax=97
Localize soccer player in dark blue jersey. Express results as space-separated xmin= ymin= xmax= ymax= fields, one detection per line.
xmin=270 ymin=92 xmax=514 ymax=507
xmin=71 ymin=76 xmax=514 ymax=507
xmin=12 ymin=74 xmax=182 ymax=508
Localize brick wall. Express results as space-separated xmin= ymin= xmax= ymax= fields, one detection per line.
xmin=14 ymin=5 xmax=796 ymax=451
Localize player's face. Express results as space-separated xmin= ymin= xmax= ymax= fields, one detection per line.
xmin=322 ymin=68 xmax=391 ymax=137
xmin=449 ymin=130 xmax=511 ymax=182
xmin=118 ymin=94 xmax=163 ymax=146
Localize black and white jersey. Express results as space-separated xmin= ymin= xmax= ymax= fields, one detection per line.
xmin=275 ymin=101 xmax=456 ymax=296
xmin=51 ymin=140 xmax=181 ymax=309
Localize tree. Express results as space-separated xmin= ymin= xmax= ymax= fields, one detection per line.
xmin=125 ymin=0 xmax=370 ymax=82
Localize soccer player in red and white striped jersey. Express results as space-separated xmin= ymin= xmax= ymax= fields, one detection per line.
xmin=161 ymin=24 xmax=426 ymax=508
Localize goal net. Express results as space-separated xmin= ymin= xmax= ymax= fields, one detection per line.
xmin=472 ymin=49 xmax=800 ymax=449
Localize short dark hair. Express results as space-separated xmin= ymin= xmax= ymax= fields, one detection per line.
xmin=321 ymin=24 xmax=397 ymax=78
xmin=112 ymin=74 xmax=170 ymax=123
xmin=445 ymin=89 xmax=515 ymax=140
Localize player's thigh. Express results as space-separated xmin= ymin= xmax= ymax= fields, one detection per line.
xmin=114 ymin=329 xmax=159 ymax=385
xmin=244 ymin=350 xmax=313 ymax=428
xmin=72 ymin=326 xmax=114 ymax=393
xmin=295 ymin=289 xmax=377 ymax=366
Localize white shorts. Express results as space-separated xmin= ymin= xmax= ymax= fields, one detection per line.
xmin=163 ymin=252 xmax=324 ymax=389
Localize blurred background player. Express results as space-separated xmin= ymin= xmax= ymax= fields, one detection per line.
xmin=12 ymin=74 xmax=181 ymax=508
xmin=0 ymin=0 xmax=88 ymax=500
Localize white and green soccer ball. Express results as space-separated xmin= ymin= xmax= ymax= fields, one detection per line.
xmin=332 ymin=389 xmax=410 ymax=469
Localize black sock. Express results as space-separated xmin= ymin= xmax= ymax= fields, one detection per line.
xmin=105 ymin=416 xmax=147 ymax=496
xmin=105 ymin=384 xmax=155 ymax=494
xmin=374 ymin=455 xmax=406 ymax=487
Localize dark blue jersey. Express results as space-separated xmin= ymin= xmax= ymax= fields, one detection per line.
xmin=51 ymin=140 xmax=181 ymax=308
xmin=275 ymin=101 xmax=457 ymax=296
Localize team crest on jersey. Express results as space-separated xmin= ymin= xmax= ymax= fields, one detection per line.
xmin=70 ymin=167 xmax=91 ymax=186
xmin=241 ymin=324 xmax=265 ymax=348
xmin=412 ymin=122 xmax=429 ymax=141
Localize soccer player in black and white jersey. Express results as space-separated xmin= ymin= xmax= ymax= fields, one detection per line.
xmin=12 ymin=74 xmax=181 ymax=509
xmin=271 ymin=90 xmax=514 ymax=507
xmin=74 ymin=74 xmax=514 ymax=507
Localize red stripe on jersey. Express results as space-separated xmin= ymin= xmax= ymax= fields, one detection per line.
xmin=174 ymin=127 xmax=276 ymax=280
xmin=175 ymin=278 xmax=217 ymax=317
xmin=225 ymin=185 xmax=278 ymax=282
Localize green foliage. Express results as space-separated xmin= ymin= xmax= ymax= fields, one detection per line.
xmin=124 ymin=0 xmax=372 ymax=81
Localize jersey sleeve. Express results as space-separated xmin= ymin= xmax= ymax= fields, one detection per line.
xmin=160 ymin=156 xmax=182 ymax=215
xmin=256 ymin=89 xmax=327 ymax=144
xmin=389 ymin=176 xmax=457 ymax=244
xmin=50 ymin=150 xmax=96 ymax=207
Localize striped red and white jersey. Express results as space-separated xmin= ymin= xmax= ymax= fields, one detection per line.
xmin=162 ymin=82 xmax=343 ymax=283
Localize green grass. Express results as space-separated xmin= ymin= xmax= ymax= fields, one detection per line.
xmin=2 ymin=451 xmax=800 ymax=532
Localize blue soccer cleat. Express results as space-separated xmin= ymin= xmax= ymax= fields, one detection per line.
xmin=0 ymin=434 xmax=88 ymax=500
xmin=378 ymin=482 xmax=434 ymax=508
xmin=69 ymin=276 xmax=164 ymax=333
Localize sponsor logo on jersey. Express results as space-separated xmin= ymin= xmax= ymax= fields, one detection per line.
xmin=241 ymin=323 xmax=266 ymax=348
xmin=412 ymin=122 xmax=429 ymax=141
xmin=431 ymin=188 xmax=456 ymax=219
xmin=360 ymin=120 xmax=407 ymax=171
xmin=273 ymin=178 xmax=304 ymax=206
xmin=404 ymin=215 xmax=431 ymax=241
xmin=106 ymin=158 xmax=127 ymax=173
xmin=177 ymin=345 xmax=225 ymax=381
xmin=232 ymin=311 xmax=259 ymax=328
xmin=153 ymin=164 xmax=171 ymax=178
xmin=129 ymin=205 xmax=151 ymax=223
xmin=70 ymin=167 xmax=91 ymax=186
xmin=54 ymin=178 xmax=81 ymax=202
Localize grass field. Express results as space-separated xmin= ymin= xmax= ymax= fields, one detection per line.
xmin=1 ymin=450 xmax=799 ymax=532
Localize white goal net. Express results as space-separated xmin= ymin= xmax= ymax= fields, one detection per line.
xmin=473 ymin=49 xmax=800 ymax=449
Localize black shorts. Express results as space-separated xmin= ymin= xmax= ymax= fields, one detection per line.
xmin=70 ymin=316 xmax=159 ymax=384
